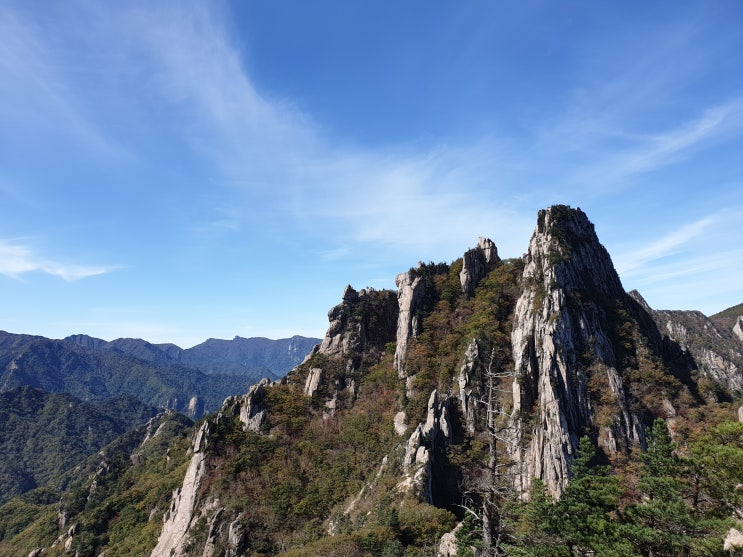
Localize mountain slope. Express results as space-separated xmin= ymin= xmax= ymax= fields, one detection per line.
xmin=3 ymin=205 xmax=741 ymax=557
xmin=0 ymin=386 xmax=158 ymax=505
xmin=0 ymin=332 xmax=263 ymax=417
xmin=641 ymin=298 xmax=743 ymax=394
xmin=0 ymin=410 xmax=193 ymax=556
xmin=64 ymin=334 xmax=320 ymax=379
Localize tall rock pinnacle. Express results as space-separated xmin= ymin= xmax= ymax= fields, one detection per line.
xmin=509 ymin=206 xmax=644 ymax=497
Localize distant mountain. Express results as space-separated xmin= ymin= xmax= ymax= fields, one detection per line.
xmin=184 ymin=335 xmax=320 ymax=377
xmin=0 ymin=331 xmax=259 ymax=418
xmin=63 ymin=334 xmax=320 ymax=380
xmin=0 ymin=386 xmax=159 ymax=505
xmin=638 ymin=298 xmax=743 ymax=392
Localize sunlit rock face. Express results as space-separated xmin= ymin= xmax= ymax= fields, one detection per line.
xmin=150 ymin=422 xmax=211 ymax=557
xmin=508 ymin=206 xmax=644 ymax=497
xmin=394 ymin=271 xmax=428 ymax=378
xmin=734 ymin=317 xmax=743 ymax=343
xmin=651 ymin=309 xmax=743 ymax=393
xmin=460 ymin=237 xmax=500 ymax=297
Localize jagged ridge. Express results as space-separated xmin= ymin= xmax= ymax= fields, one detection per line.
xmin=4 ymin=205 xmax=741 ymax=556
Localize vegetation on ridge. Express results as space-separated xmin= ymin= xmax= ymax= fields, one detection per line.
xmin=0 ymin=387 xmax=158 ymax=506
xmin=0 ymin=411 xmax=193 ymax=557
xmin=1 ymin=208 xmax=742 ymax=556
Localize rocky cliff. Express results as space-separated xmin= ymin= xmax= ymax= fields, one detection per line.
xmin=645 ymin=305 xmax=743 ymax=393
xmin=507 ymin=207 xmax=647 ymax=496
xmin=305 ymin=285 xmax=397 ymax=403
xmin=150 ymin=422 xmax=214 ymax=557
xmin=147 ymin=206 xmax=736 ymax=553
xmin=7 ymin=205 xmax=740 ymax=556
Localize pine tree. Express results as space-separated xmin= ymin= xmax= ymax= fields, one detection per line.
xmin=622 ymin=418 xmax=726 ymax=556
xmin=507 ymin=436 xmax=632 ymax=556
xmin=690 ymin=421 xmax=743 ymax=518
xmin=505 ymin=479 xmax=570 ymax=557
xmin=553 ymin=436 xmax=631 ymax=556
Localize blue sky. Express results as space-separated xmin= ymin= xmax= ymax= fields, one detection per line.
xmin=1 ymin=1 xmax=742 ymax=348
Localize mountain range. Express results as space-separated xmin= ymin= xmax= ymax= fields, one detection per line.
xmin=1 ymin=205 xmax=742 ymax=557
xmin=0 ymin=332 xmax=320 ymax=418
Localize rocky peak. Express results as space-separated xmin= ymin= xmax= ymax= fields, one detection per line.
xmin=222 ymin=378 xmax=270 ymax=433
xmin=532 ymin=205 xmax=624 ymax=299
xmin=302 ymin=284 xmax=397 ymax=407
xmin=460 ymin=237 xmax=500 ymax=297
xmin=318 ymin=285 xmax=397 ymax=367
xmin=509 ymin=205 xmax=644 ymax=497
xmin=394 ymin=270 xmax=428 ymax=378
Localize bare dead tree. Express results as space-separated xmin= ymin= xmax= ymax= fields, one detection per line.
xmin=458 ymin=345 xmax=516 ymax=556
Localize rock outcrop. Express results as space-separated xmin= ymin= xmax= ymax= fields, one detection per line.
xmin=220 ymin=378 xmax=270 ymax=433
xmin=308 ymin=285 xmax=397 ymax=403
xmin=398 ymin=389 xmax=452 ymax=504
xmin=394 ymin=270 xmax=428 ymax=377
xmin=319 ymin=286 xmax=397 ymax=369
xmin=304 ymin=367 xmax=323 ymax=397
xmin=508 ymin=206 xmax=645 ymax=496
xmin=734 ymin=317 xmax=743 ymax=343
xmin=460 ymin=237 xmax=499 ymax=297
xmin=238 ymin=378 xmax=269 ymax=432
xmin=458 ymin=339 xmax=485 ymax=434
xmin=150 ymin=421 xmax=211 ymax=557
xmin=648 ymin=308 xmax=743 ymax=394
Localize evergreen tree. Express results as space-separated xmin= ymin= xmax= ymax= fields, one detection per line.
xmin=622 ymin=419 xmax=697 ymax=556
xmin=553 ymin=436 xmax=631 ymax=556
xmin=507 ymin=436 xmax=632 ymax=556
xmin=622 ymin=418 xmax=726 ymax=556
xmin=690 ymin=421 xmax=743 ymax=518
xmin=505 ymin=479 xmax=570 ymax=557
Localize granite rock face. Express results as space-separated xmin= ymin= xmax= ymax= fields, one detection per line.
xmin=319 ymin=285 xmax=398 ymax=375
xmin=398 ymin=389 xmax=452 ymax=504
xmin=648 ymin=308 xmax=743 ymax=394
xmin=508 ymin=206 xmax=645 ymax=496
xmin=305 ymin=285 xmax=398 ymax=409
xmin=235 ymin=378 xmax=270 ymax=433
xmin=734 ymin=317 xmax=743 ymax=343
xmin=394 ymin=270 xmax=428 ymax=378
xmin=458 ymin=339 xmax=484 ymax=435
xmin=460 ymin=237 xmax=500 ymax=297
xmin=150 ymin=422 xmax=211 ymax=557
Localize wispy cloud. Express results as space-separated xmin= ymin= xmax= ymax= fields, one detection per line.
xmin=614 ymin=208 xmax=743 ymax=313
xmin=614 ymin=216 xmax=716 ymax=276
xmin=123 ymin=5 xmax=533 ymax=258
xmin=4 ymin=3 xmax=739 ymax=286
xmin=0 ymin=7 xmax=132 ymax=162
xmin=563 ymin=100 xmax=743 ymax=189
xmin=528 ymin=10 xmax=743 ymax=193
xmin=0 ymin=240 xmax=117 ymax=281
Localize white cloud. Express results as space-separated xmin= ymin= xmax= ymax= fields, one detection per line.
xmin=3 ymin=1 xmax=738 ymax=320
xmin=0 ymin=7 xmax=132 ymax=162
xmin=0 ymin=239 xmax=116 ymax=281
xmin=614 ymin=216 xmax=716 ymax=276
xmin=572 ymin=100 xmax=743 ymax=188
xmin=123 ymin=3 xmax=533 ymax=259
